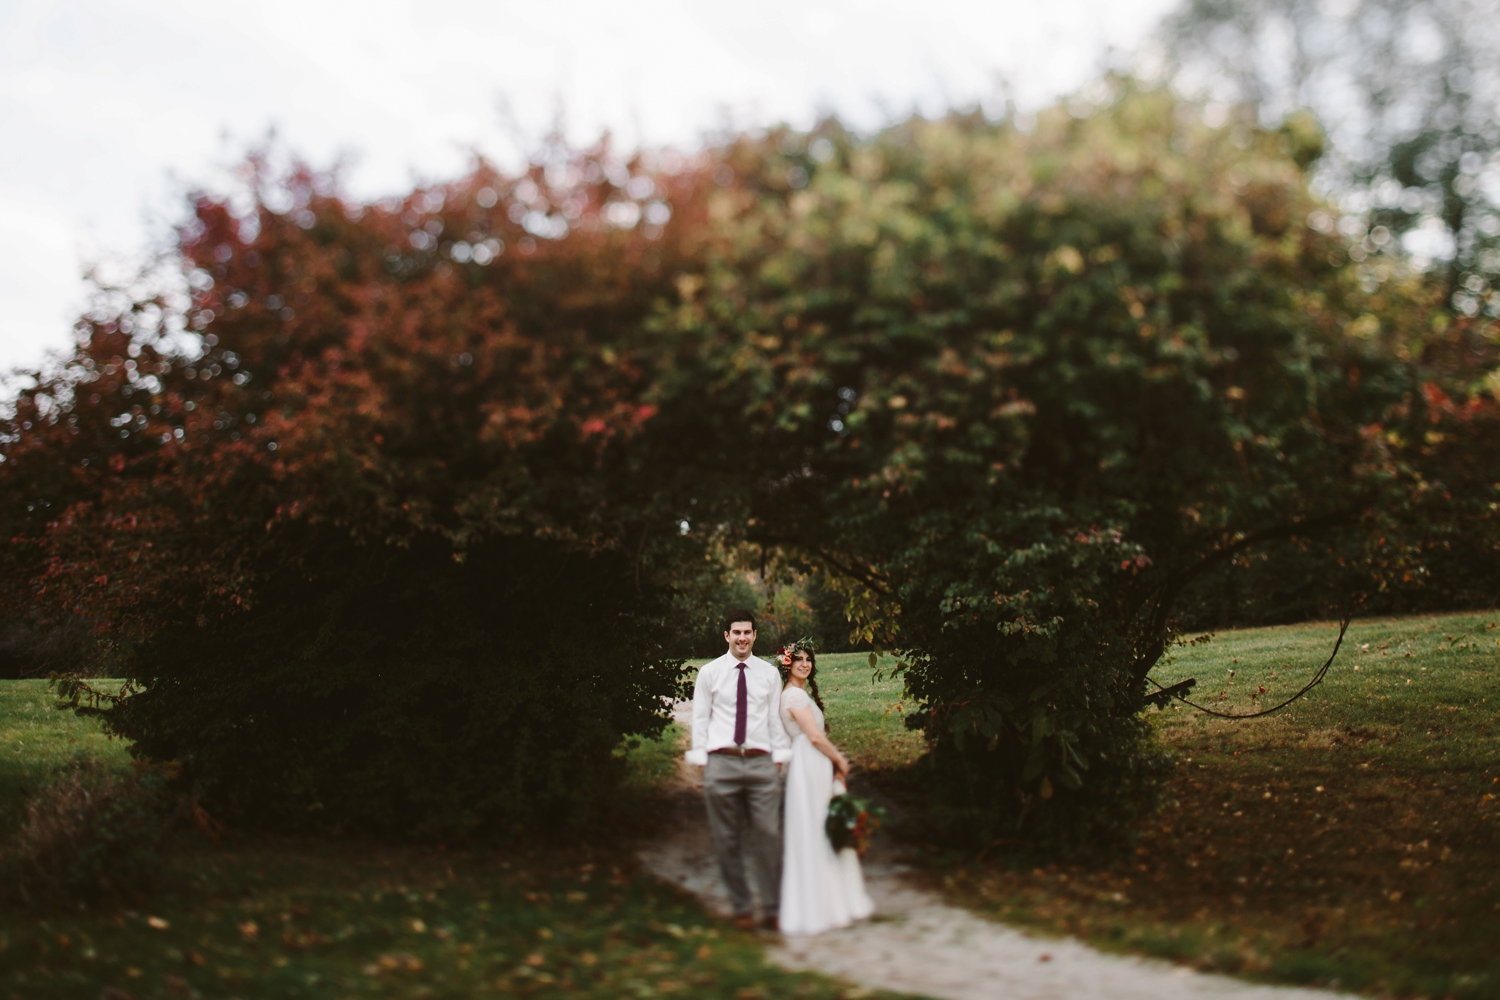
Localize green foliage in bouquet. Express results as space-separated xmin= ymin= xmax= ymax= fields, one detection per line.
xmin=825 ymin=793 xmax=885 ymax=855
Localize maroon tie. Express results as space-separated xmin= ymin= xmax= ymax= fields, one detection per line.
xmin=733 ymin=662 xmax=748 ymax=745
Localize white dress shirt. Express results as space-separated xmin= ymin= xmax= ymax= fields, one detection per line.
xmin=686 ymin=652 xmax=793 ymax=765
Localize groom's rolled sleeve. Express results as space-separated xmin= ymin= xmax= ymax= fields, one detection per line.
xmin=685 ymin=664 xmax=712 ymax=766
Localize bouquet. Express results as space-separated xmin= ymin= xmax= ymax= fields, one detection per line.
xmin=825 ymin=793 xmax=886 ymax=855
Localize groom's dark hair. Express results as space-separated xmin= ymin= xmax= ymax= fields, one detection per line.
xmin=723 ymin=609 xmax=757 ymax=633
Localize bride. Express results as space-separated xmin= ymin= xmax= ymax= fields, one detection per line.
xmin=777 ymin=640 xmax=874 ymax=935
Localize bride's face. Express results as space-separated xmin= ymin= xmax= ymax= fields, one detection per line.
xmin=790 ymin=650 xmax=814 ymax=681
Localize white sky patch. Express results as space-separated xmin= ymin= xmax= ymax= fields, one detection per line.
xmin=0 ymin=0 xmax=1178 ymax=372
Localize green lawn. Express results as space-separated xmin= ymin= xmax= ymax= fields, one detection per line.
xmin=884 ymin=612 xmax=1499 ymax=999
xmin=1 ymin=841 xmax=905 ymax=1000
xmin=8 ymin=618 xmax=1495 ymax=998
xmin=0 ymin=680 xmax=132 ymax=838
xmin=0 ymin=682 xmax=905 ymax=1000
xmin=789 ymin=652 xmax=926 ymax=776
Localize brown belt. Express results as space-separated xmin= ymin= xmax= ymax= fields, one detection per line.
xmin=710 ymin=746 xmax=770 ymax=758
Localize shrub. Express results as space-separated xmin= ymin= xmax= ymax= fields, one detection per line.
xmin=917 ymin=711 xmax=1172 ymax=850
xmin=2 ymin=757 xmax=174 ymax=909
xmin=88 ymin=537 xmax=686 ymax=837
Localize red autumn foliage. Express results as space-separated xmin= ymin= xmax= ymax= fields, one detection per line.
xmin=4 ymin=143 xmax=715 ymax=646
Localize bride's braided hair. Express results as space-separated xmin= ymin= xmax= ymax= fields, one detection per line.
xmin=779 ymin=638 xmax=827 ymax=727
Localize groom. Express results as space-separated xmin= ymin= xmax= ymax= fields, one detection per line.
xmin=685 ymin=609 xmax=791 ymax=931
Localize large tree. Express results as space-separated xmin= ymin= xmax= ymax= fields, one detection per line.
xmin=650 ymin=82 xmax=1499 ymax=843
xmin=3 ymin=146 xmax=714 ymax=835
xmin=5 ymin=85 xmax=1495 ymax=843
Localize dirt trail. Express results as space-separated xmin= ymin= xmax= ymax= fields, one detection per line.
xmin=638 ymin=707 xmax=1353 ymax=1000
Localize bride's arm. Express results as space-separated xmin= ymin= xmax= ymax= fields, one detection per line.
xmin=788 ymin=704 xmax=850 ymax=782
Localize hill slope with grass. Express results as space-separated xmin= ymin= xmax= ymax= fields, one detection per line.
xmin=837 ymin=612 xmax=1498 ymax=999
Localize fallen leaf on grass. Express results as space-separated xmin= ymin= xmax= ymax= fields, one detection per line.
xmin=372 ymin=952 xmax=424 ymax=972
xmin=146 ymin=916 xmax=169 ymax=930
xmin=281 ymin=930 xmax=325 ymax=949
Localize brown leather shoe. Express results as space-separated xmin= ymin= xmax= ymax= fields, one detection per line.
xmin=731 ymin=914 xmax=757 ymax=932
xmin=760 ymin=914 xmax=780 ymax=933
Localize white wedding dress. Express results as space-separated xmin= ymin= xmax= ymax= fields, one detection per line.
xmin=778 ymin=685 xmax=874 ymax=936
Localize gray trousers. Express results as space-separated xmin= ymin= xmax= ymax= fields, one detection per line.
xmin=703 ymin=754 xmax=782 ymax=917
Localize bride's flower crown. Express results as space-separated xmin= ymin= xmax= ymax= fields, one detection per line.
xmin=775 ymin=636 xmax=817 ymax=668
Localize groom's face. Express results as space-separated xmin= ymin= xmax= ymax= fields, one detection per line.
xmin=725 ymin=621 xmax=756 ymax=659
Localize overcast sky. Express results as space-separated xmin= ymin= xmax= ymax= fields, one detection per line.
xmin=0 ymin=0 xmax=1179 ymax=373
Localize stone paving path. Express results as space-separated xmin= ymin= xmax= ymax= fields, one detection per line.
xmin=638 ymin=706 xmax=1355 ymax=1000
